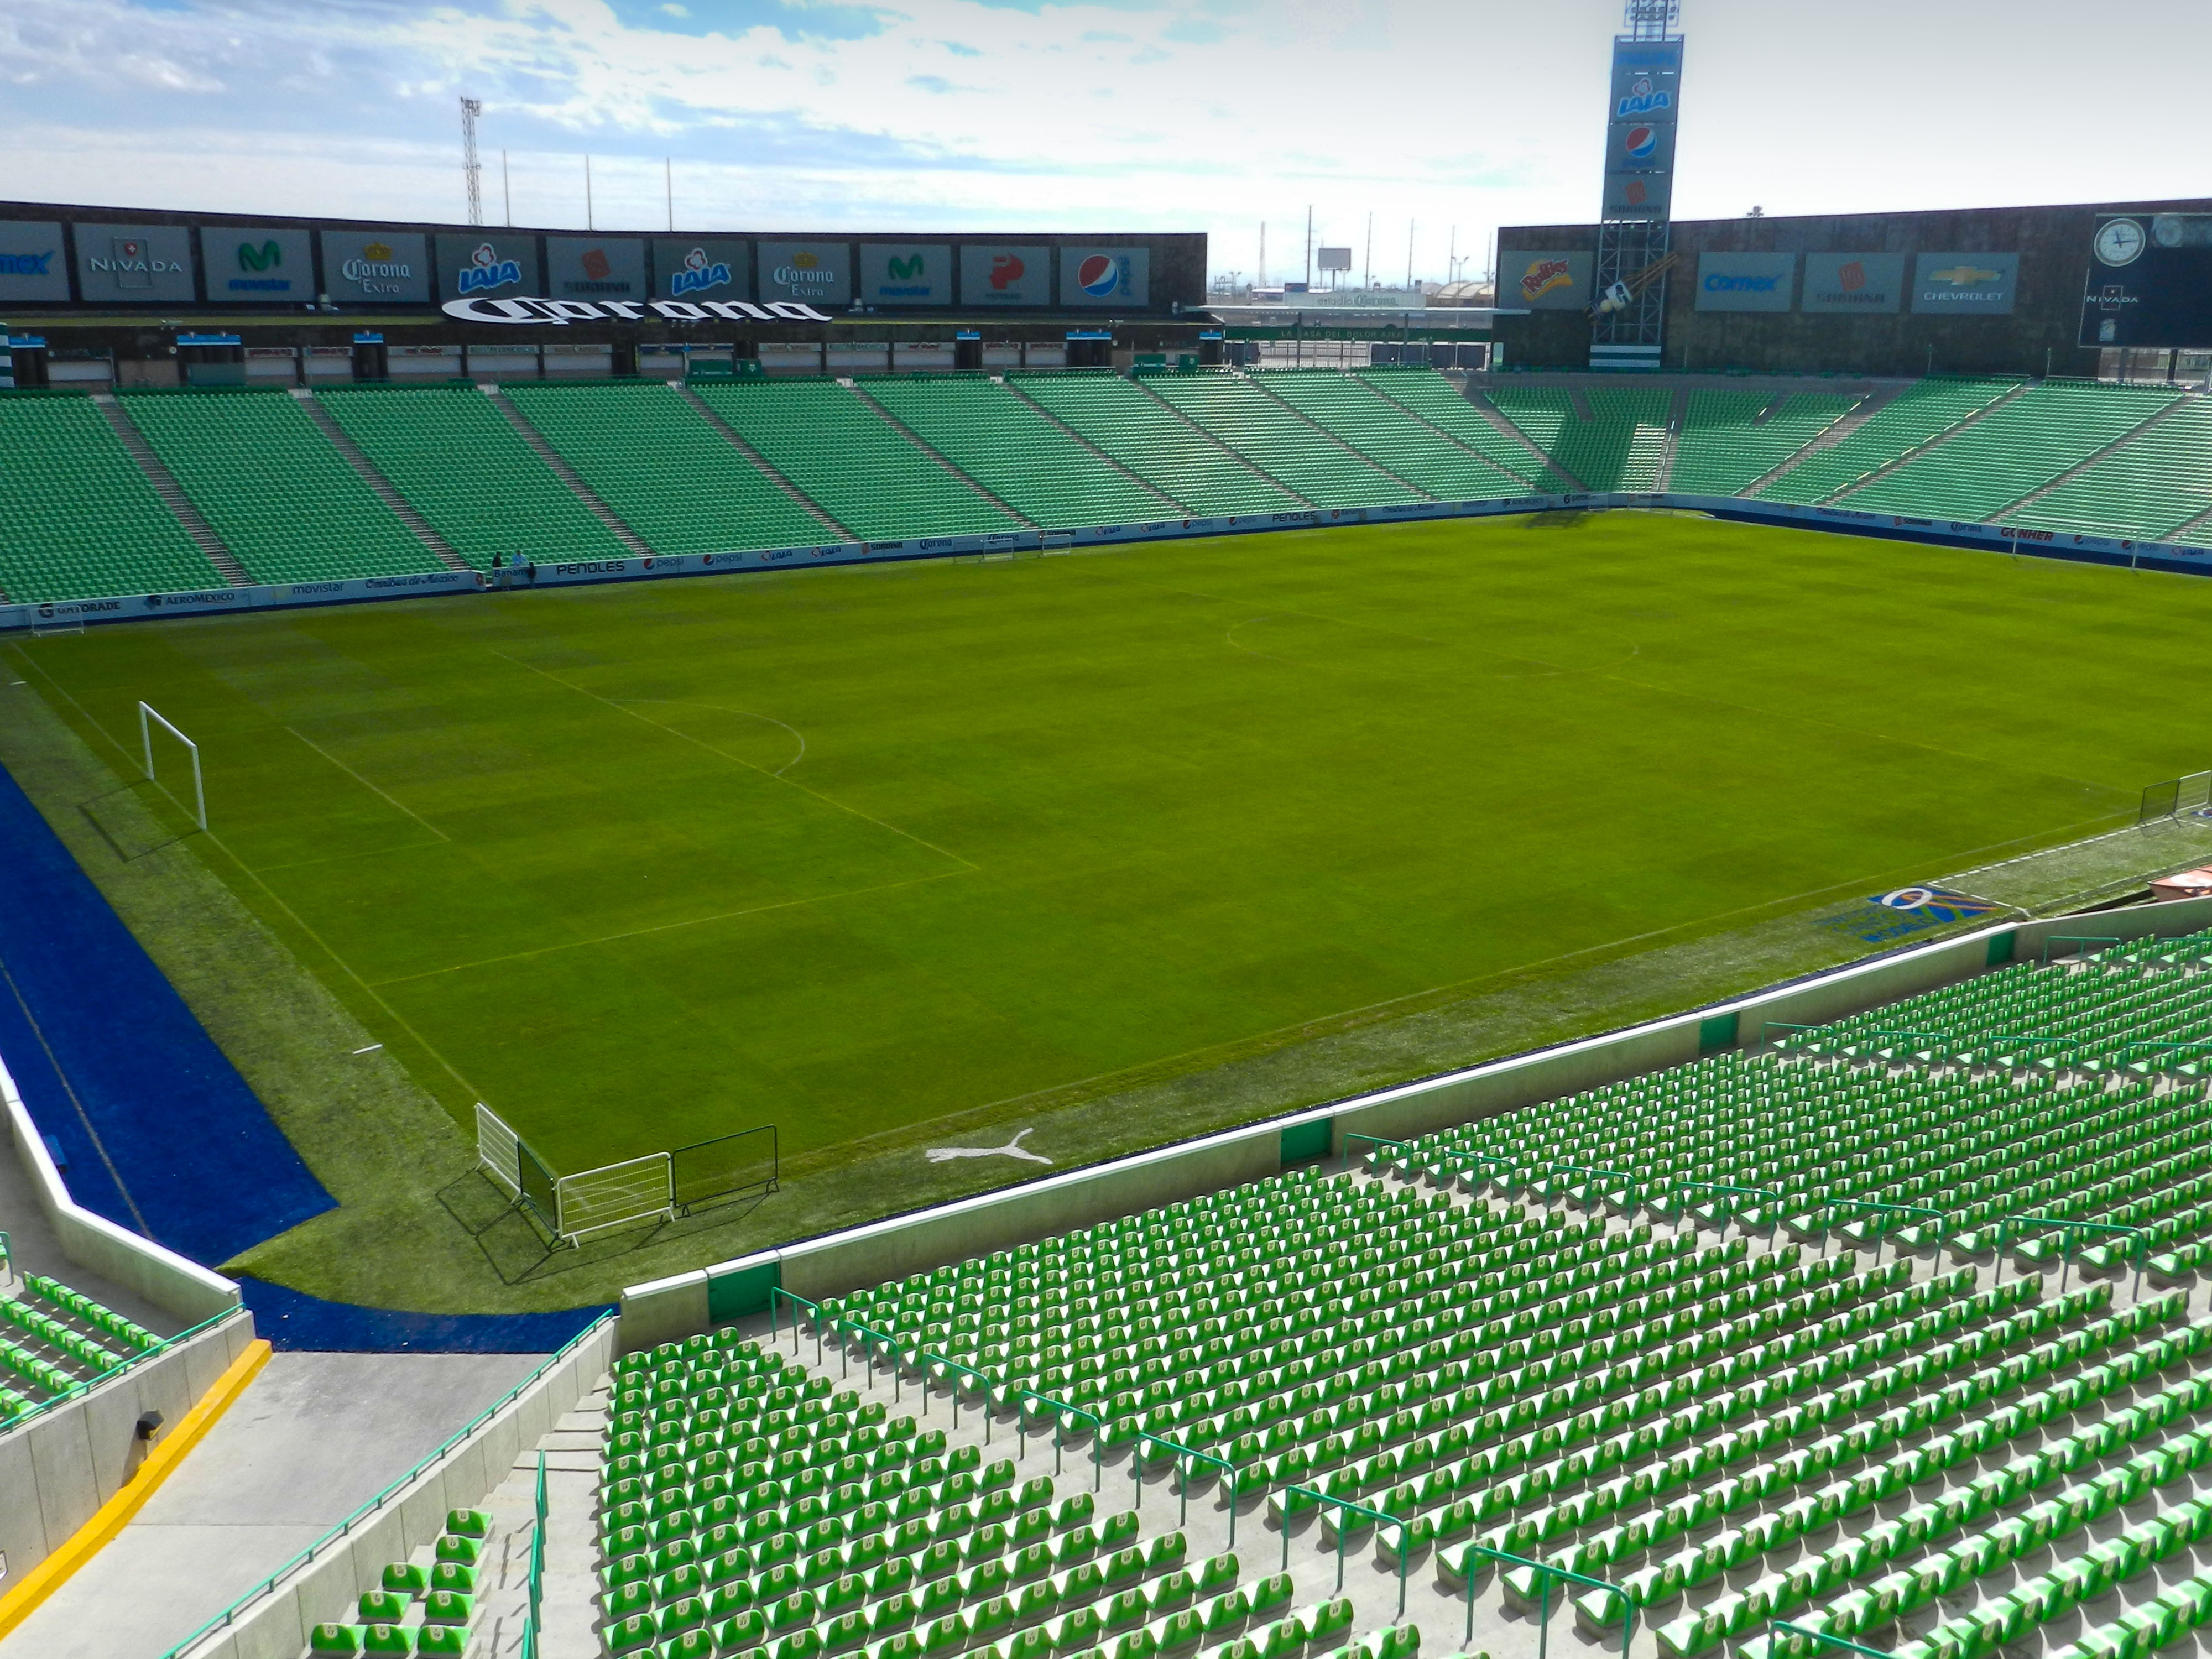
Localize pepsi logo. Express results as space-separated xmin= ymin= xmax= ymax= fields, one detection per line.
xmin=1623 ymin=124 xmax=1658 ymax=161
xmin=1078 ymin=254 xmax=1124 ymax=299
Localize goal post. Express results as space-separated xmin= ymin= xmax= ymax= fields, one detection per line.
xmin=138 ymin=701 xmax=206 ymax=832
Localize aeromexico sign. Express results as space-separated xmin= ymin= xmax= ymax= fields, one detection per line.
xmin=442 ymin=296 xmax=832 ymax=325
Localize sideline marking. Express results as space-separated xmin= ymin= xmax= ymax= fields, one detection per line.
xmin=0 ymin=1335 xmax=270 ymax=1639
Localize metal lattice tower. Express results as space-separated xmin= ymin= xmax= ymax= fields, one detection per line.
xmin=1592 ymin=0 xmax=1681 ymax=369
xmin=460 ymin=97 xmax=485 ymax=227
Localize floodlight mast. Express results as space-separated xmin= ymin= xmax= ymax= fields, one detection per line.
xmin=461 ymin=97 xmax=485 ymax=227
xmin=1590 ymin=0 xmax=1683 ymax=370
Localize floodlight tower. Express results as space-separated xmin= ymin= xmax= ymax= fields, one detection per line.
xmin=461 ymin=97 xmax=486 ymax=226
xmin=1589 ymin=0 xmax=1683 ymax=370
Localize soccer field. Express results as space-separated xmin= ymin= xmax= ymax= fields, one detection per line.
xmin=12 ymin=511 xmax=2209 ymax=1288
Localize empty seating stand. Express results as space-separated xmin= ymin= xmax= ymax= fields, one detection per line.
xmin=1843 ymin=383 xmax=2180 ymax=521
xmin=1354 ymin=371 xmax=1569 ymax=492
xmin=0 ymin=1270 xmax=166 ymax=1425
xmin=1668 ymin=392 xmax=1861 ymax=498
xmin=123 ymin=389 xmax=446 ymax=585
xmin=2005 ymin=399 xmax=2212 ymax=545
xmin=306 ymin=1507 xmax=498 ymax=1656
xmin=1140 ymin=375 xmax=1426 ymax=510
xmin=319 ymin=385 xmax=628 ymax=570
xmin=502 ymin=382 xmax=827 ymax=555
xmin=696 ymin=380 xmax=1021 ymax=542
xmin=0 ymin=394 xmax=226 ymax=602
xmin=1249 ymin=373 xmax=1527 ymax=503
xmin=1755 ymin=380 xmax=2020 ymax=505
xmin=1486 ymin=387 xmax=1672 ymax=492
xmin=1011 ymin=375 xmax=1305 ymax=518
xmin=862 ymin=378 xmax=1168 ymax=530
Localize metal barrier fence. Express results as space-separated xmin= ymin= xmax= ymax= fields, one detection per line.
xmin=0 ymin=1301 xmax=247 ymax=1438
xmin=2140 ymin=770 xmax=2212 ymax=825
xmin=478 ymin=1103 xmax=775 ymax=1245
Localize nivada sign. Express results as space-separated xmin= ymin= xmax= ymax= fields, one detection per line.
xmin=441 ymin=296 xmax=834 ymax=324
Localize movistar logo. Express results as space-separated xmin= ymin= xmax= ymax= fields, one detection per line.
xmin=238 ymin=241 xmax=281 ymax=273
xmin=888 ymin=254 xmax=925 ymax=280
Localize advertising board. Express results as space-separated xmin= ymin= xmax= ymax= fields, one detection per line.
xmin=74 ymin=225 xmax=195 ymax=302
xmin=205 ymin=226 xmax=316 ymax=300
xmin=654 ymin=239 xmax=749 ymax=301
xmin=1503 ymin=250 xmax=1593 ymax=310
xmin=859 ymin=244 xmax=953 ymax=306
xmin=546 ymin=237 xmax=648 ymax=300
xmin=436 ymin=234 xmax=540 ymax=303
xmin=320 ymin=230 xmax=430 ymax=304
xmin=1060 ymin=248 xmax=1150 ymax=307
xmin=1602 ymin=40 xmax=1681 ymax=226
xmin=959 ymin=246 xmax=1051 ymax=306
xmin=759 ymin=242 xmax=852 ymax=307
xmin=1800 ymin=253 xmax=1905 ymax=315
xmin=1608 ymin=40 xmax=1683 ymax=124
xmin=1694 ymin=252 xmax=1795 ymax=312
xmin=0 ymin=221 xmax=70 ymax=303
xmin=1910 ymin=252 xmax=2017 ymax=315
xmin=1602 ymin=172 xmax=1673 ymax=221
xmin=2078 ymin=215 xmax=2212 ymax=348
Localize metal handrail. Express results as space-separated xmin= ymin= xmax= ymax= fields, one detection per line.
xmin=1813 ymin=1198 xmax=1943 ymax=1264
xmin=2000 ymin=1213 xmax=2147 ymax=1293
xmin=0 ymin=1300 xmax=248 ymax=1439
xmin=1453 ymin=1538 xmax=1635 ymax=1659
xmin=1017 ymin=1388 xmax=1104 ymax=1490
xmin=1131 ymin=1430 xmax=1245 ymax=1542
xmin=1673 ymin=1181 xmax=1785 ymax=1229
xmin=770 ymin=1286 xmax=827 ymax=1366
xmin=1550 ymin=1163 xmax=1640 ymax=1216
xmin=1280 ymin=1485 xmax=1410 ymax=1616
xmin=157 ymin=1310 xmax=615 ymax=1659
xmin=2043 ymin=935 xmax=2125 ymax=964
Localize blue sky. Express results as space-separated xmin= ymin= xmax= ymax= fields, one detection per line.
xmin=4 ymin=0 xmax=2209 ymax=285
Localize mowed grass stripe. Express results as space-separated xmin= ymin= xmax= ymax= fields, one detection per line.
xmin=20 ymin=515 xmax=2203 ymax=1178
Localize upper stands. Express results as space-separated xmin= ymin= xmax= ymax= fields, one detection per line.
xmin=1251 ymin=373 xmax=1528 ymax=502
xmin=123 ymin=390 xmax=447 ymax=584
xmin=1668 ymin=392 xmax=1861 ymax=498
xmin=696 ymin=379 xmax=1022 ymax=542
xmin=1011 ymin=374 xmax=1306 ymax=517
xmin=9 ymin=370 xmax=2212 ymax=609
xmin=861 ymin=378 xmax=1170 ymax=529
xmin=502 ymin=381 xmax=828 ymax=555
xmin=2004 ymin=400 xmax=2212 ymax=547
xmin=1 ymin=1269 xmax=168 ymax=1426
xmin=1487 ymin=386 xmax=1674 ymax=492
xmin=1139 ymin=375 xmax=1427 ymax=509
xmin=319 ymin=385 xmax=628 ymax=571
xmin=1843 ymin=383 xmax=2181 ymax=521
xmin=0 ymin=395 xmax=227 ymax=602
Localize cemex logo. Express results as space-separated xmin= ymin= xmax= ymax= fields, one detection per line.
xmin=1705 ymin=273 xmax=1781 ymax=293
xmin=671 ymin=247 xmax=733 ymax=297
xmin=1077 ymin=254 xmax=1128 ymax=298
xmin=1519 ymin=258 xmax=1574 ymax=302
xmin=989 ymin=254 xmax=1025 ymax=291
xmin=0 ymin=250 xmax=54 ymax=276
xmin=457 ymin=243 xmax=524 ymax=294
xmin=1615 ymin=75 xmax=1672 ymax=119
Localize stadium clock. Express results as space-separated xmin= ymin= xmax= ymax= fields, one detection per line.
xmin=2094 ymin=219 xmax=2146 ymax=267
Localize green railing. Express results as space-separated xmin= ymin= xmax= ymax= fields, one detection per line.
xmin=157 ymin=1310 xmax=614 ymax=1659
xmin=1770 ymin=1620 xmax=1896 ymax=1659
xmin=1815 ymin=1198 xmax=1943 ymax=1264
xmin=1550 ymin=1164 xmax=1640 ymax=1215
xmin=1017 ymin=1389 xmax=1105 ymax=1491
xmin=769 ymin=1287 xmax=828 ymax=1366
xmin=1672 ymin=1181 xmax=1783 ymax=1227
xmin=2043 ymin=935 xmax=2125 ymax=964
xmin=1 ymin=1300 xmax=247 ymax=1437
xmin=2000 ymin=1213 xmax=2147 ymax=1292
xmin=1280 ymin=1486 xmax=1411 ymax=1616
xmin=523 ymin=1449 xmax=547 ymax=1659
xmin=1130 ymin=1430 xmax=1245 ymax=1542
xmin=1453 ymin=1539 xmax=1634 ymax=1659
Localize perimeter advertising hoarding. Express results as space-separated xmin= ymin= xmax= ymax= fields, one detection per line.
xmin=1603 ymin=41 xmax=1681 ymax=226
xmin=859 ymin=244 xmax=953 ymax=306
xmin=205 ymin=226 xmax=316 ymax=300
xmin=1061 ymin=248 xmax=1150 ymax=307
xmin=545 ymin=237 xmax=648 ymax=301
xmin=960 ymin=245 xmax=1051 ymax=307
xmin=1694 ymin=253 xmax=1795 ymax=312
xmin=436 ymin=234 xmax=540 ymax=303
xmin=1801 ymin=253 xmax=1905 ymax=315
xmin=2079 ymin=215 xmax=2212 ymax=348
xmin=759 ymin=242 xmax=851 ymax=307
xmin=1911 ymin=253 xmax=2017 ymax=315
xmin=654 ymin=239 xmax=749 ymax=301
xmin=320 ymin=231 xmax=430 ymax=304
xmin=1504 ymin=250 xmax=1593 ymax=310
xmin=0 ymin=221 xmax=70 ymax=302
xmin=75 ymin=224 xmax=195 ymax=302
xmin=1609 ymin=40 xmax=1682 ymax=125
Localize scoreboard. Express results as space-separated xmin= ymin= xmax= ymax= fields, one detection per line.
xmin=2080 ymin=213 xmax=2212 ymax=349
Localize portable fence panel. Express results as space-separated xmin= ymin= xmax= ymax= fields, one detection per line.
xmin=556 ymin=1154 xmax=674 ymax=1243
xmin=670 ymin=1126 xmax=779 ymax=1214
xmin=475 ymin=1103 xmax=522 ymax=1199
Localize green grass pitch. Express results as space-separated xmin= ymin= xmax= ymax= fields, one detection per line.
xmin=12 ymin=510 xmax=2210 ymax=1298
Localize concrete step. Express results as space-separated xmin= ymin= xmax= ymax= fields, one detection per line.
xmin=672 ymin=381 xmax=854 ymax=541
xmin=91 ymin=394 xmax=250 ymax=587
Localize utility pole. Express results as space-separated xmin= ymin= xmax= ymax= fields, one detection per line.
xmin=665 ymin=158 xmax=674 ymax=232
xmin=585 ymin=154 xmax=594 ymax=231
xmin=1304 ymin=206 xmax=1313 ymax=288
xmin=460 ymin=97 xmax=484 ymax=226
xmin=1406 ymin=221 xmax=1415 ymax=289
xmin=1258 ymin=222 xmax=1266 ymax=288
xmin=1364 ymin=213 xmax=1373 ymax=289
xmin=501 ymin=151 xmax=512 ymax=225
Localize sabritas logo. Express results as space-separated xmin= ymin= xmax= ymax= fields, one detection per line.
xmin=238 ymin=240 xmax=281 ymax=273
xmin=1519 ymin=258 xmax=1574 ymax=302
xmin=888 ymin=254 xmax=925 ymax=280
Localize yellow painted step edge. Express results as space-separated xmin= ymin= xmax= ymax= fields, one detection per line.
xmin=0 ymin=1334 xmax=273 ymax=1638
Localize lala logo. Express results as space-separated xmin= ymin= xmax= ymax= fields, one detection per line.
xmin=457 ymin=242 xmax=524 ymax=294
xmin=671 ymin=246 xmax=733 ymax=297
xmin=1615 ymin=74 xmax=1673 ymax=119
